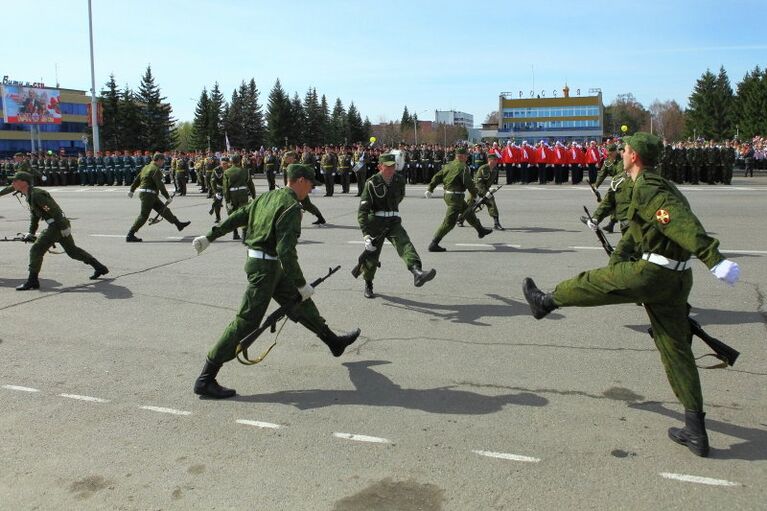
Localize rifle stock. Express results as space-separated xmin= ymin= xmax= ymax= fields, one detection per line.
xmin=458 ymin=185 xmax=503 ymax=224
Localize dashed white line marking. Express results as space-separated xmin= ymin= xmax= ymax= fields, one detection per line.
xmin=347 ymin=240 xmax=392 ymax=245
xmin=472 ymin=449 xmax=541 ymax=463
xmin=2 ymin=385 xmax=40 ymax=393
xmin=236 ymin=419 xmax=281 ymax=429
xmin=139 ymin=405 xmax=191 ymax=416
xmin=333 ymin=432 xmax=391 ymax=444
xmin=59 ymin=393 xmax=109 ymax=403
xmin=722 ymin=249 xmax=767 ymax=255
xmin=659 ymin=472 xmax=740 ymax=487
xmin=90 ymin=234 xmax=125 ymax=238
xmin=571 ymin=246 xmax=607 ymax=250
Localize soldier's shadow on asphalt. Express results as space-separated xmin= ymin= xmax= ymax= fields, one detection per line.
xmin=375 ymin=292 xmax=564 ymax=326
xmin=59 ymin=278 xmax=133 ymax=299
xmin=628 ymin=401 xmax=767 ymax=461
xmin=234 ymin=360 xmax=548 ymax=414
xmin=449 ymin=245 xmax=576 ymax=254
xmin=623 ymin=308 xmax=766 ymax=334
xmin=0 ymin=277 xmax=63 ymax=290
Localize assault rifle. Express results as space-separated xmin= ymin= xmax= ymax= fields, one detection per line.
xmin=1 ymin=233 xmax=36 ymax=243
xmin=582 ymin=206 xmax=738 ymax=368
xmin=235 ymin=266 xmax=341 ymax=365
xmin=457 ymin=185 xmax=504 ymax=224
xmin=588 ymin=182 xmax=602 ymax=202
xmin=350 ymin=230 xmax=389 ymax=279
xmin=148 ymin=191 xmax=177 ymax=225
xmin=208 ymin=193 xmax=223 ymax=215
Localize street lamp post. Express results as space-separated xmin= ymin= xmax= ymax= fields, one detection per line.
xmin=87 ymin=0 xmax=100 ymax=153
xmin=413 ymin=109 xmax=429 ymax=146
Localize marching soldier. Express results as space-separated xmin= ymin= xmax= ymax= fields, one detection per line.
xmin=175 ymin=153 xmax=189 ymax=196
xmin=353 ymin=146 xmax=368 ymax=196
xmin=357 ymin=153 xmax=436 ymax=298
xmin=223 ymin=153 xmax=256 ymax=240
xmin=208 ymin=161 xmax=225 ymax=224
xmin=523 ymin=132 xmax=741 ymax=457
xmin=190 ymin=163 xmax=361 ymax=399
xmin=337 ymin=147 xmax=353 ymax=193
xmin=126 ymin=153 xmax=191 ymax=242
xmin=10 ymin=171 xmax=109 ymax=291
xmin=263 ymin=149 xmax=278 ymax=191
xmin=468 ymin=153 xmax=504 ymax=230
xmin=425 ymin=147 xmax=493 ymax=252
xmin=320 ymin=146 xmax=336 ymax=197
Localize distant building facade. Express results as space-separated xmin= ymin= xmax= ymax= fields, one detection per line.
xmin=435 ymin=110 xmax=474 ymax=129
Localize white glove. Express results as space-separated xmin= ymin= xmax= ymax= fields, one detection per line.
xmin=127 ymin=191 xmax=134 ymax=199
xmin=586 ymin=219 xmax=598 ymax=232
xmin=21 ymin=232 xmax=36 ymax=242
xmin=484 ymin=191 xmax=493 ymax=199
xmin=215 ymin=193 xmax=223 ymax=200
xmin=42 ymin=175 xmax=48 ymax=182
xmin=165 ymin=196 xmax=173 ymax=205
xmin=192 ymin=236 xmax=210 ymax=255
xmin=60 ymin=227 xmax=72 ymax=238
xmin=297 ymin=284 xmax=314 ymax=301
xmin=711 ymin=259 xmax=740 ymax=286
xmin=424 ymin=191 xmax=432 ymax=199
xmin=363 ymin=235 xmax=376 ymax=252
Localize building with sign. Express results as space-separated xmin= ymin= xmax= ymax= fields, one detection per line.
xmin=496 ymin=86 xmax=604 ymax=143
xmin=1 ymin=78 xmax=91 ymax=156
xmin=434 ymin=110 xmax=474 ymax=129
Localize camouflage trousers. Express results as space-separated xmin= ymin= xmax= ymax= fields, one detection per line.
xmin=433 ymin=193 xmax=484 ymax=242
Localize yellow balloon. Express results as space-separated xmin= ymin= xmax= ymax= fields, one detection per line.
xmin=369 ymin=136 xmax=377 ymax=143
xmin=620 ymin=124 xmax=628 ymax=133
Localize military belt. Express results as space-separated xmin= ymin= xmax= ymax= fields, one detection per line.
xmin=642 ymin=253 xmax=693 ymax=271
xmin=247 ymin=249 xmax=278 ymax=261
xmin=229 ymin=186 xmax=248 ymax=191
xmin=444 ymin=191 xmax=465 ymax=195
xmin=374 ymin=211 xmax=399 ymax=217
xmin=136 ymin=188 xmax=157 ymax=194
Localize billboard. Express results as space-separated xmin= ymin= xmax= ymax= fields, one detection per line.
xmin=2 ymin=85 xmax=62 ymax=124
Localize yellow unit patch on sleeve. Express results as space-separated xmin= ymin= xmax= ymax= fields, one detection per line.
xmin=655 ymin=209 xmax=670 ymax=224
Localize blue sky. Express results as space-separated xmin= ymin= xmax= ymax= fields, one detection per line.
xmin=5 ymin=0 xmax=766 ymax=125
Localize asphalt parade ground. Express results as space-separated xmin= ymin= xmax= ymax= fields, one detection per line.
xmin=1 ymin=176 xmax=766 ymax=510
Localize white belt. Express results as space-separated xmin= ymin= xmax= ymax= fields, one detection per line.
xmin=374 ymin=211 xmax=399 ymax=217
xmin=642 ymin=253 xmax=692 ymax=271
xmin=136 ymin=188 xmax=157 ymax=194
xmin=229 ymin=186 xmax=248 ymax=191
xmin=247 ymin=249 xmax=278 ymax=260
xmin=445 ymin=191 xmax=465 ymax=195
xmin=45 ymin=218 xmax=55 ymax=225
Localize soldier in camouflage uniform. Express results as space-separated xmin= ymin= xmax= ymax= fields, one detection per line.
xmin=126 ymin=153 xmax=191 ymax=242
xmin=10 ymin=171 xmax=109 ymax=291
xmin=320 ymin=146 xmax=336 ymax=197
xmin=467 ymin=153 xmax=504 ymax=230
xmin=190 ymin=163 xmax=361 ymax=399
xmin=337 ymin=147 xmax=353 ymax=193
xmin=263 ymin=149 xmax=278 ymax=191
xmin=224 ymin=153 xmax=257 ymax=240
xmin=283 ymin=151 xmax=326 ymax=225
xmin=523 ymin=132 xmax=741 ymax=458
xmin=425 ymin=147 xmax=494 ymax=252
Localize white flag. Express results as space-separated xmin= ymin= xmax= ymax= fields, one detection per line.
xmin=225 ymin=132 xmax=231 ymax=152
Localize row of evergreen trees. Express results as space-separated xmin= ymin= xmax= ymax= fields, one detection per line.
xmin=189 ymin=78 xmax=372 ymax=152
xmin=686 ymin=65 xmax=767 ymax=140
xmin=97 ymin=66 xmax=176 ymax=152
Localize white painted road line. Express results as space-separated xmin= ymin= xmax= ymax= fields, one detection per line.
xmin=347 ymin=240 xmax=393 ymax=246
xmin=571 ymin=246 xmax=606 ymax=250
xmin=722 ymin=249 xmax=767 ymax=255
xmin=472 ymin=449 xmax=541 ymax=463
xmin=2 ymin=385 xmax=40 ymax=393
xmin=659 ymin=472 xmax=740 ymax=487
xmin=90 ymin=234 xmax=125 ymax=238
xmin=455 ymin=243 xmax=522 ymax=248
xmin=139 ymin=405 xmax=192 ymax=416
xmin=333 ymin=432 xmax=391 ymax=444
xmin=236 ymin=419 xmax=282 ymax=429
xmin=59 ymin=393 xmax=109 ymax=403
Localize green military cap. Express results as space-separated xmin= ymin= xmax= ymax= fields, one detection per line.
xmin=487 ymin=152 xmax=499 ymax=159
xmin=607 ymin=143 xmax=618 ymax=151
xmin=287 ymin=163 xmax=321 ymax=184
xmin=378 ymin=153 xmax=396 ymax=166
xmin=623 ymin=132 xmax=662 ymax=165
xmin=284 ymin=150 xmax=298 ymax=159
xmin=152 ymin=152 xmax=166 ymax=161
xmin=220 ymin=156 xmax=230 ymax=162
xmin=455 ymin=147 xmax=468 ymax=155
xmin=11 ymin=171 xmax=33 ymax=183
xmin=230 ymin=153 xmax=242 ymax=164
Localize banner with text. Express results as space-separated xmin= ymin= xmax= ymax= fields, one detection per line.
xmin=1 ymin=85 xmax=62 ymax=124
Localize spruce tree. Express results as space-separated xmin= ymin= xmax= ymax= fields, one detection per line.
xmin=288 ymin=92 xmax=305 ymax=146
xmin=346 ymin=102 xmax=364 ymax=144
xmin=244 ymin=78 xmax=265 ymax=149
xmin=100 ymin=74 xmax=122 ymax=150
xmin=686 ymin=69 xmax=718 ymax=139
xmin=712 ymin=66 xmax=735 ymax=140
xmin=266 ymin=78 xmax=291 ymax=148
xmin=400 ymin=106 xmax=412 ymax=132
xmin=319 ymin=94 xmax=330 ymax=144
xmin=191 ymin=87 xmax=211 ymax=151
xmin=119 ymin=86 xmax=142 ymax=150
xmin=329 ymin=98 xmax=346 ymax=145
xmin=225 ymin=86 xmax=245 ymax=150
xmin=208 ymin=82 xmax=226 ymax=150
xmin=136 ymin=65 xmax=176 ymax=151
xmin=303 ymin=88 xmax=322 ymax=146
xmin=734 ymin=66 xmax=767 ymax=139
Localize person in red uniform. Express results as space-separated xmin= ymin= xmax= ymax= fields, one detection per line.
xmin=502 ymin=141 xmax=517 ymax=184
xmin=568 ymin=142 xmax=585 ymax=184
xmin=585 ymin=140 xmax=602 ymax=184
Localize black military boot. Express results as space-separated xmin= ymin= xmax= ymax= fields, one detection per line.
xmin=126 ymin=232 xmax=142 ymax=242
xmin=193 ymin=359 xmax=236 ymax=399
xmin=175 ymin=220 xmax=191 ymax=232
xmin=319 ymin=326 xmax=361 ymax=357
xmin=312 ymin=214 xmax=327 ymax=225
xmin=605 ymin=219 xmax=616 ymax=233
xmin=477 ymin=226 xmax=493 ymax=239
xmin=668 ymin=410 xmax=710 ymax=457
xmin=364 ymin=280 xmax=374 ymax=299
xmin=233 ymin=229 xmax=241 ymax=240
xmin=410 ymin=266 xmax=436 ymax=287
xmin=522 ymin=277 xmax=558 ymax=319
xmin=16 ymin=272 xmax=40 ymax=291
xmin=89 ymin=260 xmax=109 ymax=280
xmin=493 ymin=217 xmax=504 ymax=230
xmin=428 ymin=239 xmax=446 ymax=252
